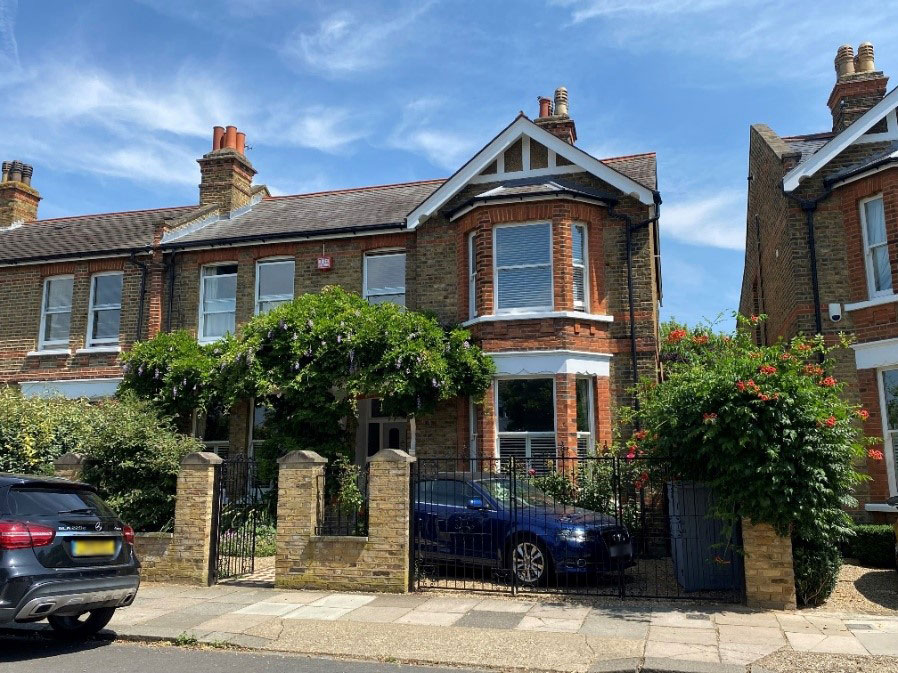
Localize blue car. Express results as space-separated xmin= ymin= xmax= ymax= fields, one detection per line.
xmin=413 ymin=473 xmax=634 ymax=586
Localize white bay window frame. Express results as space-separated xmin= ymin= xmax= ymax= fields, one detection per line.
xmin=38 ymin=275 xmax=74 ymax=350
xmin=86 ymin=271 xmax=123 ymax=347
xmin=494 ymin=376 xmax=557 ymax=470
xmin=198 ymin=263 xmax=238 ymax=343
xmin=860 ymin=194 xmax=893 ymax=299
xmin=493 ymin=221 xmax=554 ymax=314
xmin=468 ymin=231 xmax=477 ymax=320
xmin=572 ymin=223 xmax=589 ymax=310
xmin=254 ymin=257 xmax=295 ymax=315
xmin=877 ymin=366 xmax=898 ymax=497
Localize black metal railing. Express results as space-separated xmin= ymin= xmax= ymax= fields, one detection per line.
xmin=214 ymin=455 xmax=266 ymax=581
xmin=315 ymin=463 xmax=369 ymax=536
xmin=411 ymin=451 xmax=744 ymax=602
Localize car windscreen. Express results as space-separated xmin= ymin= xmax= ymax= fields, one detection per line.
xmin=5 ymin=487 xmax=116 ymax=517
xmin=476 ymin=478 xmax=560 ymax=508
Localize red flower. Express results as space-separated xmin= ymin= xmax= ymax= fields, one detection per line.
xmin=804 ymin=364 xmax=824 ymax=376
xmin=703 ymin=412 xmax=718 ymax=424
xmin=633 ymin=430 xmax=648 ymax=440
xmin=736 ymin=380 xmax=746 ymax=391
xmin=692 ymin=335 xmax=709 ymax=345
xmin=868 ymin=449 xmax=884 ymax=461
xmin=759 ymin=365 xmax=777 ymax=375
xmin=667 ymin=328 xmax=687 ymax=344
xmin=747 ymin=379 xmax=759 ymax=391
xmin=758 ymin=393 xmax=770 ymax=401
xmin=820 ymin=376 xmax=837 ymax=387
xmin=857 ymin=409 xmax=870 ymax=421
xmin=796 ymin=343 xmax=812 ymax=352
xmin=625 ymin=450 xmax=636 ymax=461
xmin=780 ymin=353 xmax=793 ymax=361
xmin=823 ymin=416 xmax=837 ymax=428
xmin=749 ymin=315 xmax=760 ymax=325
xmin=634 ymin=480 xmax=644 ymax=490
xmin=527 ymin=468 xmax=536 ymax=476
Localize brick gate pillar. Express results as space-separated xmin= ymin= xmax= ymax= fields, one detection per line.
xmin=742 ymin=519 xmax=797 ymax=610
xmin=275 ymin=450 xmax=327 ymax=587
xmin=173 ymin=452 xmax=222 ymax=586
xmin=367 ymin=448 xmax=416 ymax=592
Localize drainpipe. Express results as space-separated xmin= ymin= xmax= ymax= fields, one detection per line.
xmin=165 ymin=249 xmax=178 ymax=332
xmin=782 ymin=185 xmax=832 ymax=359
xmin=128 ymin=251 xmax=149 ymax=342
xmin=607 ymin=193 xmax=662 ymax=419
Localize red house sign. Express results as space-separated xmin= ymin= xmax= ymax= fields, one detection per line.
xmin=317 ymin=255 xmax=333 ymax=271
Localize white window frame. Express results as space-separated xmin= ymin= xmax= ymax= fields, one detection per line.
xmin=254 ymin=257 xmax=295 ymax=315
xmin=492 ymin=221 xmax=554 ymax=315
xmin=575 ymin=376 xmax=596 ymax=457
xmin=85 ymin=271 xmax=123 ymax=347
xmin=572 ymin=223 xmax=589 ymax=311
xmin=363 ymin=250 xmax=406 ymax=306
xmin=860 ymin=194 xmax=893 ymax=299
xmin=468 ymin=231 xmax=477 ymax=320
xmin=494 ymin=376 xmax=557 ymax=464
xmin=198 ymin=263 xmax=238 ymax=344
xmin=38 ymin=274 xmax=74 ymax=350
xmin=876 ymin=366 xmax=898 ymax=497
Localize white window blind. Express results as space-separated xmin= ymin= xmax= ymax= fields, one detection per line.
xmin=863 ymin=197 xmax=893 ymax=297
xmin=87 ymin=273 xmax=123 ymax=346
xmin=572 ymin=224 xmax=587 ymax=309
xmin=256 ymin=259 xmax=294 ymax=314
xmin=468 ymin=231 xmax=477 ymax=319
xmin=39 ymin=276 xmax=74 ymax=349
xmin=199 ymin=265 xmax=237 ymax=341
xmin=494 ymin=223 xmax=553 ymax=311
xmin=365 ymin=252 xmax=406 ymax=306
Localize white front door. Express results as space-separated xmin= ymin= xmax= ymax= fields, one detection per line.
xmin=355 ymin=399 xmax=407 ymax=465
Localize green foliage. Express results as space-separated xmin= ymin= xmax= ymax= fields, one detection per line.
xmin=326 ymin=454 xmax=365 ymax=516
xmin=793 ymin=536 xmax=842 ymax=606
xmin=79 ymin=393 xmax=201 ymax=531
xmin=633 ymin=315 xmax=873 ymax=547
xmin=254 ymin=522 xmax=277 ymax=557
xmin=0 ymin=386 xmax=95 ymax=474
xmin=844 ymin=524 xmax=897 ymax=568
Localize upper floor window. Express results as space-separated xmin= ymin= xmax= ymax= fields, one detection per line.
xmin=86 ymin=272 xmax=123 ymax=347
xmin=255 ymin=259 xmax=295 ymax=314
xmin=572 ymin=223 xmax=588 ymax=309
xmin=39 ymin=275 xmax=74 ymax=350
xmin=199 ymin=264 xmax=237 ymax=342
xmin=494 ymin=222 xmax=553 ymax=313
xmin=468 ymin=231 xmax=477 ymax=319
xmin=364 ymin=252 xmax=406 ymax=306
xmin=861 ymin=196 xmax=893 ymax=297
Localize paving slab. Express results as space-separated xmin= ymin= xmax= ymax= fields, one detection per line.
xmin=108 ymin=607 xmax=173 ymax=627
xmin=649 ymin=610 xmax=715 ymax=630
xmin=642 ymin=657 xmax=743 ymax=673
xmin=310 ymin=593 xmax=376 ymax=609
xmin=647 ymin=625 xmax=717 ymax=645
xmin=718 ymin=641 xmax=783 ymax=665
xmin=194 ymin=613 xmax=278 ymax=634
xmin=643 ymin=641 xmax=720 ymax=663
xmin=528 ymin=603 xmax=592 ymax=620
xmin=775 ymin=613 xmax=822 ymax=634
xmin=786 ymin=631 xmax=869 ymax=655
xmin=716 ymin=624 xmax=785 ymax=645
xmin=850 ymin=631 xmax=898 ymax=656
xmin=365 ymin=593 xmax=428 ymax=608
xmin=586 ymin=657 xmax=640 ymax=673
xmin=340 ymin=606 xmax=415 ymax=623
xmin=263 ymin=592 xmax=330 ymax=604
xmin=517 ymin=615 xmax=584 ymax=632
xmin=234 ymin=602 xmax=300 ymax=616
xmin=471 ymin=597 xmax=535 ymax=613
xmin=415 ymin=597 xmax=481 ymax=613
xmin=283 ymin=605 xmax=354 ymax=621
xmin=141 ymin=610 xmax=221 ymax=631
xmin=395 ymin=610 xmax=464 ymax=626
xmin=579 ymin=613 xmax=649 ymax=639
xmin=454 ymin=610 xmax=526 ymax=630
xmin=714 ymin=610 xmax=780 ymax=628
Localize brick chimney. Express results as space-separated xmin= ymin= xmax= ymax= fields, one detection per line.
xmin=534 ymin=86 xmax=577 ymax=144
xmin=0 ymin=160 xmax=40 ymax=227
xmin=828 ymin=43 xmax=888 ymax=132
xmin=197 ymin=125 xmax=256 ymax=213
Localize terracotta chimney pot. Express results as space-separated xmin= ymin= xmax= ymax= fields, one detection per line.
xmin=538 ymin=96 xmax=552 ymax=118
xmin=224 ymin=126 xmax=237 ymax=150
xmin=21 ymin=164 xmax=33 ymax=186
xmin=236 ymin=131 xmax=246 ymax=155
xmin=1 ymin=161 xmax=9 ymax=183
xmin=212 ymin=126 xmax=225 ymax=151
xmin=8 ymin=161 xmax=22 ymax=183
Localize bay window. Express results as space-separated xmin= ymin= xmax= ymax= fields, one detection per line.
xmin=494 ymin=222 xmax=553 ymax=312
xmin=496 ymin=378 xmax=555 ymax=470
xmin=880 ymin=368 xmax=898 ymax=493
xmin=572 ymin=223 xmax=588 ymax=309
xmin=39 ymin=275 xmax=74 ymax=350
xmin=364 ymin=252 xmax=406 ymax=306
xmin=468 ymin=231 xmax=477 ymax=319
xmin=255 ymin=259 xmax=295 ymax=314
xmin=861 ymin=196 xmax=893 ymax=297
xmin=86 ymin=272 xmax=123 ymax=347
xmin=199 ymin=264 xmax=237 ymax=342
xmin=576 ymin=377 xmax=595 ymax=457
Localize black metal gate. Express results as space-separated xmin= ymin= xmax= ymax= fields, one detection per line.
xmin=411 ymin=453 xmax=744 ymax=602
xmin=212 ymin=456 xmax=264 ymax=582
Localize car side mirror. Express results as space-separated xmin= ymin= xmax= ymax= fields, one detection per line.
xmin=887 ymin=495 xmax=898 ymax=506
xmin=467 ymin=497 xmax=486 ymax=510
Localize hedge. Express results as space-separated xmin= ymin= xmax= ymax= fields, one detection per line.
xmin=844 ymin=524 xmax=896 ymax=568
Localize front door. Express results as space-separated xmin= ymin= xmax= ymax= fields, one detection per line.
xmin=356 ymin=399 xmax=407 ymax=464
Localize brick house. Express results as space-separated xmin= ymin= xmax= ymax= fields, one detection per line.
xmin=739 ymin=43 xmax=898 ymax=521
xmin=0 ymin=88 xmax=662 ymax=466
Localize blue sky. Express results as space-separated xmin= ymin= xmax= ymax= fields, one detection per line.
xmin=3 ymin=1 xmax=898 ymax=329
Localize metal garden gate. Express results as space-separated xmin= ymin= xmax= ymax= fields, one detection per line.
xmin=211 ymin=455 xmax=265 ymax=582
xmin=411 ymin=453 xmax=744 ymax=602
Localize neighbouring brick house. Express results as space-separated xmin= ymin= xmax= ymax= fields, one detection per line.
xmin=740 ymin=42 xmax=898 ymax=521
xmin=0 ymin=88 xmax=662 ymax=467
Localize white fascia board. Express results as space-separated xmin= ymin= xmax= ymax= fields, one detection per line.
xmin=406 ymin=116 xmax=654 ymax=229
xmin=20 ymin=377 xmax=122 ymax=399
xmin=852 ymin=337 xmax=898 ymax=369
xmin=490 ymin=350 xmax=612 ymax=377
xmin=783 ymin=86 xmax=898 ymax=192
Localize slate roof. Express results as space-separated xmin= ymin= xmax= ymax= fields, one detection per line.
xmin=782 ymin=132 xmax=834 ymax=167
xmin=0 ymin=206 xmax=197 ymax=264
xmin=165 ymin=180 xmax=445 ymax=248
xmin=600 ymin=152 xmax=657 ymax=190
xmin=825 ymin=139 xmax=898 ymax=185
xmin=449 ymin=177 xmax=617 ymax=218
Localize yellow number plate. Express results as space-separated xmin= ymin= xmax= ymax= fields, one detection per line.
xmin=72 ymin=539 xmax=115 ymax=557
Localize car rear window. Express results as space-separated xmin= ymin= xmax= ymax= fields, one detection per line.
xmin=5 ymin=487 xmax=116 ymax=517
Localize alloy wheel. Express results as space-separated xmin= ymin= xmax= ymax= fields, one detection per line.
xmin=512 ymin=541 xmax=546 ymax=584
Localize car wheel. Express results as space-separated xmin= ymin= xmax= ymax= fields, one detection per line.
xmin=48 ymin=607 xmax=116 ymax=639
xmin=511 ymin=539 xmax=550 ymax=586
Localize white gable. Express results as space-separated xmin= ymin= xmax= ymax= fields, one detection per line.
xmin=406 ymin=115 xmax=655 ymax=229
xmin=783 ymin=86 xmax=898 ymax=192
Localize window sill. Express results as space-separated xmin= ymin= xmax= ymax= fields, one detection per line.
xmin=26 ymin=349 xmax=71 ymax=357
xmin=864 ymin=502 xmax=898 ymax=513
xmin=462 ymin=311 xmax=614 ymax=327
xmin=845 ymin=294 xmax=898 ymax=312
xmin=75 ymin=346 xmax=121 ymax=355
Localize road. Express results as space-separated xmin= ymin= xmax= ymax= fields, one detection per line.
xmin=0 ymin=631 xmax=487 ymax=673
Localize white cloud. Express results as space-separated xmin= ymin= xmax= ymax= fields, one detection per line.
xmin=386 ymin=98 xmax=480 ymax=171
xmin=661 ymin=190 xmax=745 ymax=250
xmin=262 ymin=106 xmax=369 ymax=154
xmin=282 ymin=3 xmax=435 ymax=76
xmin=0 ymin=0 xmax=21 ymax=84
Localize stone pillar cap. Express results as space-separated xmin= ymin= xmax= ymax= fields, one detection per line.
xmin=55 ymin=452 xmax=88 ymax=466
xmin=180 ymin=451 xmax=223 ymax=466
xmin=367 ymin=448 xmax=416 ymax=464
xmin=278 ymin=450 xmax=328 ymax=465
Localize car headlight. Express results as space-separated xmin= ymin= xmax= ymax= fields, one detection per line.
xmin=559 ymin=528 xmax=587 ymax=543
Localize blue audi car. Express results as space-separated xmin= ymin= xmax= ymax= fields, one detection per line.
xmin=413 ymin=473 xmax=634 ymax=586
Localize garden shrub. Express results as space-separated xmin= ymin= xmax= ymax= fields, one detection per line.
xmin=844 ymin=524 xmax=896 ymax=568
xmin=793 ymin=536 xmax=842 ymax=606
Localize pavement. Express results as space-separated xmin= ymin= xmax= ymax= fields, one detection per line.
xmin=6 ymin=582 xmax=898 ymax=673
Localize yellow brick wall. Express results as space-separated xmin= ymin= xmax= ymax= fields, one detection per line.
xmin=742 ymin=519 xmax=797 ymax=610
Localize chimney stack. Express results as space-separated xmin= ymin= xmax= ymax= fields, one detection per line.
xmin=533 ymin=85 xmax=577 ymax=144
xmin=198 ymin=124 xmax=256 ymax=213
xmin=0 ymin=159 xmax=40 ymax=227
xmin=828 ymin=42 xmax=888 ymax=132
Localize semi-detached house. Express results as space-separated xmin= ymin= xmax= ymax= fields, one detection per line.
xmin=0 ymin=89 xmax=662 ymax=466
